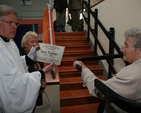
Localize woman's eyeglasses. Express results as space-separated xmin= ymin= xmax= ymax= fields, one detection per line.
xmin=0 ymin=19 xmax=19 ymax=27
xmin=29 ymin=40 xmax=39 ymax=44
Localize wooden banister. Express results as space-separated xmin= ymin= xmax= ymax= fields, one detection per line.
xmin=91 ymin=0 xmax=105 ymax=8
xmin=42 ymin=8 xmax=59 ymax=85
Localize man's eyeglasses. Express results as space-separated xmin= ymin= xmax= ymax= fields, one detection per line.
xmin=0 ymin=19 xmax=19 ymax=27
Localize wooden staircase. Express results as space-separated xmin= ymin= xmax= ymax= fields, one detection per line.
xmin=54 ymin=32 xmax=106 ymax=113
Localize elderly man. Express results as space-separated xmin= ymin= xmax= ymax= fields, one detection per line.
xmin=68 ymin=0 xmax=82 ymax=32
xmin=0 ymin=5 xmax=55 ymax=113
xmin=73 ymin=27 xmax=141 ymax=113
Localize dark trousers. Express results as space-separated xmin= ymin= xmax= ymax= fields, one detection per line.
xmin=55 ymin=9 xmax=66 ymax=31
xmin=70 ymin=9 xmax=80 ymax=32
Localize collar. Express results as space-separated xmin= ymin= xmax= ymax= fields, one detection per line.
xmin=0 ymin=35 xmax=10 ymax=42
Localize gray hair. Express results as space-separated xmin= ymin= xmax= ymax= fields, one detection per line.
xmin=0 ymin=5 xmax=17 ymax=18
xmin=124 ymin=27 xmax=141 ymax=49
xmin=21 ymin=31 xmax=38 ymax=48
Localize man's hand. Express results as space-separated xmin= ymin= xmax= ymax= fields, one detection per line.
xmin=41 ymin=79 xmax=46 ymax=88
xmin=42 ymin=62 xmax=55 ymax=73
xmin=40 ymin=79 xmax=46 ymax=93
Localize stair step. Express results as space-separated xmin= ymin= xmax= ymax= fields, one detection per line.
xmin=62 ymin=53 xmax=94 ymax=61
xmin=63 ymin=52 xmax=94 ymax=59
xmin=56 ymin=40 xmax=87 ymax=45
xmin=59 ymin=71 xmax=103 ymax=78
xmin=59 ymin=65 xmax=103 ymax=70
xmin=64 ymin=50 xmax=94 ymax=53
xmin=55 ymin=32 xmax=86 ymax=38
xmin=61 ymin=44 xmax=92 ymax=51
xmin=60 ymin=76 xmax=106 ymax=91
xmin=60 ymin=103 xmax=99 ymax=113
xmin=55 ymin=36 xmax=87 ymax=39
xmin=60 ymin=89 xmax=101 ymax=107
xmin=58 ymin=65 xmax=103 ymax=78
xmin=60 ymin=77 xmax=86 ymax=91
xmin=55 ymin=32 xmax=88 ymax=45
xmin=60 ymin=60 xmax=98 ymax=67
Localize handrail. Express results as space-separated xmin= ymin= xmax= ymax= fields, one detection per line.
xmin=47 ymin=0 xmax=53 ymax=45
xmin=47 ymin=0 xmax=56 ymax=78
xmin=90 ymin=0 xmax=105 ymax=8
xmin=76 ymin=53 xmax=123 ymax=62
xmin=75 ymin=53 xmax=123 ymax=75
xmin=80 ymin=0 xmax=127 ymax=78
xmin=42 ymin=3 xmax=59 ymax=84
xmin=83 ymin=2 xmax=121 ymax=53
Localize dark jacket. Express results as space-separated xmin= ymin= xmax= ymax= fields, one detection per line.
xmin=54 ymin=0 xmax=68 ymax=10
xmin=69 ymin=0 xmax=82 ymax=10
xmin=20 ymin=49 xmax=44 ymax=106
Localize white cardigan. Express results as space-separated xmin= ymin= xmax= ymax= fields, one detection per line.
xmin=81 ymin=58 xmax=141 ymax=113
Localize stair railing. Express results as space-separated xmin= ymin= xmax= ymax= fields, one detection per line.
xmin=46 ymin=0 xmax=56 ymax=78
xmin=79 ymin=0 xmax=128 ymax=78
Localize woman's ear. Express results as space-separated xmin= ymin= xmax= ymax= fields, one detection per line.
xmin=138 ymin=49 xmax=141 ymax=58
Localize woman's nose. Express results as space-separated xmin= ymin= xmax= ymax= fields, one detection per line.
xmin=120 ymin=46 xmax=125 ymax=52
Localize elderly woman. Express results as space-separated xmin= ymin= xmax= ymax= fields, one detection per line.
xmin=21 ymin=31 xmax=46 ymax=107
xmin=73 ymin=27 xmax=141 ymax=113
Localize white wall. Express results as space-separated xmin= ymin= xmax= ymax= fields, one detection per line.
xmin=44 ymin=85 xmax=60 ymax=113
xmin=0 ymin=0 xmax=54 ymax=19
xmin=87 ymin=0 xmax=141 ymax=72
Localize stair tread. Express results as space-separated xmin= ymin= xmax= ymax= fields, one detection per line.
xmin=56 ymin=42 xmax=88 ymax=46
xmin=60 ymin=103 xmax=99 ymax=113
xmin=64 ymin=44 xmax=91 ymax=46
xmin=58 ymin=65 xmax=103 ymax=71
xmin=64 ymin=43 xmax=91 ymax=47
xmin=62 ymin=56 xmax=95 ymax=60
xmin=61 ymin=59 xmax=98 ymax=62
xmin=56 ymin=37 xmax=86 ymax=39
xmin=64 ymin=48 xmax=94 ymax=54
xmin=60 ymin=76 xmax=106 ymax=84
xmin=60 ymin=89 xmax=102 ymax=107
xmin=60 ymin=77 xmax=82 ymax=84
xmin=60 ymin=89 xmax=92 ymax=99
xmin=55 ymin=31 xmax=85 ymax=34
xmin=60 ymin=76 xmax=106 ymax=91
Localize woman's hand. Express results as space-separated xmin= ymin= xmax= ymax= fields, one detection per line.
xmin=34 ymin=44 xmax=40 ymax=51
xmin=73 ymin=60 xmax=87 ymax=69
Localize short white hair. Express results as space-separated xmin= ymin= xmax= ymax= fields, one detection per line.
xmin=21 ymin=31 xmax=38 ymax=48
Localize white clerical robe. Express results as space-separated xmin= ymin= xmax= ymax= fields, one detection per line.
xmin=0 ymin=38 xmax=41 ymax=113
